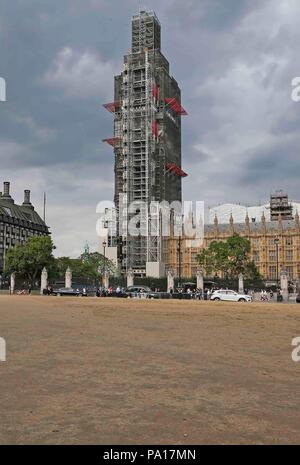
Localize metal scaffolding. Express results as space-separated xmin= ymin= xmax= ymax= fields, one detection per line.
xmin=270 ymin=191 xmax=293 ymax=221
xmin=102 ymin=11 xmax=187 ymax=276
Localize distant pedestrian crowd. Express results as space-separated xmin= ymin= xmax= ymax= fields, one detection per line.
xmin=260 ymin=289 xmax=282 ymax=302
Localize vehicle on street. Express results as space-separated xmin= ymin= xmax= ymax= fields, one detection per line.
xmin=52 ymin=287 xmax=87 ymax=297
xmin=296 ymin=293 xmax=300 ymax=303
xmin=125 ymin=286 xmax=158 ymax=299
xmin=210 ymin=289 xmax=252 ymax=302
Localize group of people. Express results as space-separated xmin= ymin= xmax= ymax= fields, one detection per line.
xmin=96 ymin=286 xmax=122 ymax=297
xmin=170 ymin=287 xmax=212 ymax=300
xmin=17 ymin=285 xmax=32 ymax=295
xmin=17 ymin=286 xmax=32 ymax=295
xmin=260 ymin=289 xmax=282 ymax=302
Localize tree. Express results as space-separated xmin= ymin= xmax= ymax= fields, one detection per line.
xmin=53 ymin=251 xmax=116 ymax=282
xmin=79 ymin=251 xmax=116 ymax=278
xmin=5 ymin=236 xmax=55 ymax=284
xmin=197 ymin=234 xmax=261 ymax=280
xmin=51 ymin=256 xmax=83 ymax=281
xmin=226 ymin=234 xmax=251 ymax=277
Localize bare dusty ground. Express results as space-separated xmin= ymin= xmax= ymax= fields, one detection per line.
xmin=0 ymin=295 xmax=300 ymax=445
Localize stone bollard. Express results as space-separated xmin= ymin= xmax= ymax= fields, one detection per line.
xmin=126 ymin=268 xmax=134 ymax=288
xmin=65 ymin=267 xmax=72 ymax=288
xmin=40 ymin=267 xmax=48 ymax=295
xmin=167 ymin=268 xmax=174 ymax=293
xmin=196 ymin=268 xmax=204 ymax=292
xmin=238 ymin=273 xmax=244 ymax=294
xmin=10 ymin=272 xmax=16 ymax=295
xmin=280 ymin=270 xmax=289 ymax=301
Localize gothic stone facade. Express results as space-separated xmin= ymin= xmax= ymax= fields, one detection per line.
xmin=165 ymin=213 xmax=300 ymax=282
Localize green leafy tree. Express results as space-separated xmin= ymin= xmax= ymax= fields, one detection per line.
xmin=53 ymin=257 xmax=83 ymax=280
xmin=5 ymin=236 xmax=55 ymax=284
xmin=79 ymin=251 xmax=116 ymax=278
xmin=226 ymin=234 xmax=251 ymax=276
xmin=197 ymin=234 xmax=261 ymax=280
xmin=53 ymin=252 xmax=116 ymax=281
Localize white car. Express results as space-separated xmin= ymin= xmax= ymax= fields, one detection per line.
xmin=210 ymin=289 xmax=252 ymax=302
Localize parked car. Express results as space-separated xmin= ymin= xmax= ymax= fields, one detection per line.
xmin=125 ymin=286 xmax=158 ymax=299
xmin=210 ymin=289 xmax=252 ymax=302
xmin=296 ymin=293 xmax=300 ymax=303
xmin=52 ymin=287 xmax=87 ymax=297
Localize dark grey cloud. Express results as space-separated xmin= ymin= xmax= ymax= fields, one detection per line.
xmin=242 ymin=138 xmax=300 ymax=183
xmin=0 ymin=0 xmax=299 ymax=256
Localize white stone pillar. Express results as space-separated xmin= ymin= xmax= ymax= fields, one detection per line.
xmin=102 ymin=272 xmax=109 ymax=289
xmin=40 ymin=267 xmax=48 ymax=295
xmin=280 ymin=270 xmax=288 ymax=301
xmin=196 ymin=268 xmax=204 ymax=291
xmin=238 ymin=273 xmax=244 ymax=294
xmin=65 ymin=267 xmax=72 ymax=288
xmin=127 ymin=269 xmax=134 ymax=288
xmin=167 ymin=268 xmax=174 ymax=293
xmin=10 ymin=272 xmax=16 ymax=295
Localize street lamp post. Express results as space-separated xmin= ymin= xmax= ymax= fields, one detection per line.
xmin=102 ymin=240 xmax=107 ymax=285
xmin=177 ymin=238 xmax=181 ymax=289
xmin=274 ymin=237 xmax=280 ymax=287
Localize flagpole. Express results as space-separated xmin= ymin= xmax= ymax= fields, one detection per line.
xmin=43 ymin=192 xmax=46 ymax=223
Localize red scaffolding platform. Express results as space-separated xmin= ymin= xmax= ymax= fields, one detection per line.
xmin=103 ymin=101 xmax=121 ymax=113
xmin=152 ymin=120 xmax=159 ymax=137
xmin=152 ymin=83 xmax=159 ymax=100
xmin=102 ymin=137 xmax=121 ymax=147
xmin=166 ymin=163 xmax=188 ymax=177
xmin=165 ymin=98 xmax=187 ymax=115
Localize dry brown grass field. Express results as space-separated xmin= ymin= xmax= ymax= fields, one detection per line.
xmin=0 ymin=295 xmax=300 ymax=445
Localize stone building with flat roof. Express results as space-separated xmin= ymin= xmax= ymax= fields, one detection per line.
xmin=0 ymin=182 xmax=49 ymax=274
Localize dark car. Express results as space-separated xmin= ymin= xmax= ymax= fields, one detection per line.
xmin=296 ymin=294 xmax=300 ymax=303
xmin=52 ymin=287 xmax=87 ymax=297
xmin=125 ymin=286 xmax=158 ymax=299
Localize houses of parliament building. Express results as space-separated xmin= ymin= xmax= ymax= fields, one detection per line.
xmin=165 ymin=192 xmax=300 ymax=283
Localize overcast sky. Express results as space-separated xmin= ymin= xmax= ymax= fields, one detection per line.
xmin=1 ymin=0 xmax=300 ymax=257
